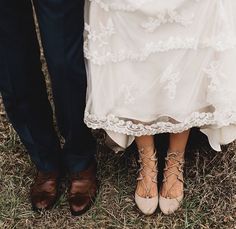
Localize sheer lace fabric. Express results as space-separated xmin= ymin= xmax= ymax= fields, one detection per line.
xmin=84 ymin=0 xmax=236 ymax=151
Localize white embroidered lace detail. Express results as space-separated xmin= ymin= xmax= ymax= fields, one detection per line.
xmin=89 ymin=0 xmax=201 ymax=12
xmin=160 ymin=65 xmax=180 ymax=99
xmin=204 ymin=61 xmax=236 ymax=125
xmin=84 ymin=111 xmax=236 ymax=136
xmin=141 ymin=10 xmax=194 ymax=32
xmin=119 ymin=84 xmax=139 ymax=105
xmin=205 ymin=61 xmax=227 ymax=93
xmin=84 ymin=34 xmax=236 ymax=65
xmin=89 ymin=0 xmax=154 ymax=12
xmin=85 ymin=19 xmax=115 ymax=47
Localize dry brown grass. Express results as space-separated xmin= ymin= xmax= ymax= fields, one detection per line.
xmin=0 ymin=95 xmax=236 ymax=228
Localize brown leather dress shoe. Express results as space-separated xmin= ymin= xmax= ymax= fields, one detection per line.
xmin=30 ymin=171 xmax=59 ymax=211
xmin=68 ymin=162 xmax=98 ymax=216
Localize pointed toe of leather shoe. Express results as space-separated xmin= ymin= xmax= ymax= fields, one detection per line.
xmin=69 ymin=195 xmax=95 ymax=216
xmin=30 ymin=171 xmax=59 ymax=212
xmin=68 ymin=162 xmax=98 ymax=216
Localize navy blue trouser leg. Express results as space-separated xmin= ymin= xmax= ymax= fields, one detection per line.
xmin=33 ymin=0 xmax=96 ymax=172
xmin=0 ymin=0 xmax=61 ymax=172
xmin=0 ymin=0 xmax=96 ymax=172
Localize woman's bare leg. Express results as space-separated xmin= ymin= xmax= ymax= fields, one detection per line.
xmin=135 ymin=135 xmax=157 ymax=198
xmin=160 ymin=130 xmax=190 ymax=198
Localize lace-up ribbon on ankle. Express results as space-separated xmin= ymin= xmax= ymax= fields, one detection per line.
xmin=137 ymin=148 xmax=158 ymax=198
xmin=135 ymin=146 xmax=158 ymax=215
xmin=162 ymin=152 xmax=184 ymax=197
xmin=159 ymin=151 xmax=185 ymax=215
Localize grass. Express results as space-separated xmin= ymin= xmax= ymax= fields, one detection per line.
xmin=0 ymin=97 xmax=236 ymax=228
xmin=0 ymin=18 xmax=236 ymax=229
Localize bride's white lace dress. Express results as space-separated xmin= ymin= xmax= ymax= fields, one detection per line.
xmin=84 ymin=0 xmax=236 ymax=151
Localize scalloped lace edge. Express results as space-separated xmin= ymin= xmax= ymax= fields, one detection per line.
xmin=84 ymin=111 xmax=236 ymax=136
xmin=84 ymin=35 xmax=236 ymax=65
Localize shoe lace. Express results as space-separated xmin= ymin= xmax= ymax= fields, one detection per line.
xmin=137 ymin=147 xmax=158 ymax=198
xmin=162 ymin=152 xmax=184 ymax=198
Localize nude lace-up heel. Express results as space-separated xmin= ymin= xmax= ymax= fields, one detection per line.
xmin=159 ymin=151 xmax=185 ymax=215
xmin=135 ymin=147 xmax=158 ymax=215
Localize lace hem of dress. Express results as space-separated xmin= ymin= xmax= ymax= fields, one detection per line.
xmin=84 ymin=111 xmax=236 ymax=136
xmin=84 ymin=35 xmax=236 ymax=65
